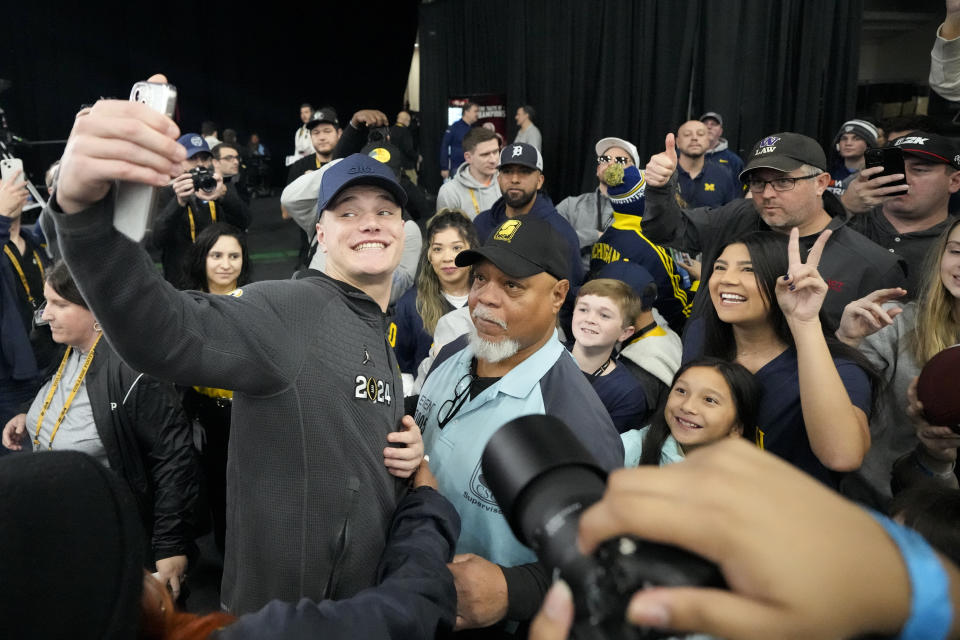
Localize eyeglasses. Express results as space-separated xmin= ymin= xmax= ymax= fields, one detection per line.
xmin=597 ymin=155 xmax=631 ymax=166
xmin=746 ymin=173 xmax=821 ymax=193
xmin=219 ymin=155 xmax=240 ymax=162
xmin=437 ymin=372 xmax=476 ymax=429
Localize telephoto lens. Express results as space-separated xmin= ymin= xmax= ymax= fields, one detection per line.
xmin=482 ymin=414 xmax=725 ymax=640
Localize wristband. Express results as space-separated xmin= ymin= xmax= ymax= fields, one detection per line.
xmin=868 ymin=510 xmax=952 ymax=640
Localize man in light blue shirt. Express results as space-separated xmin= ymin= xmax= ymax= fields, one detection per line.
xmin=415 ymin=217 xmax=623 ymax=632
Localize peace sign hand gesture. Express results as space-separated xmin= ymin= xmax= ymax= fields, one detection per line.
xmin=775 ymin=227 xmax=832 ymax=325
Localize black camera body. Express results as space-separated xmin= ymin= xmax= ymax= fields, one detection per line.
xmin=482 ymin=415 xmax=725 ymax=640
xmin=189 ymin=166 xmax=218 ymax=194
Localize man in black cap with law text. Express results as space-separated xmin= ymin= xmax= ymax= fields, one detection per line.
xmin=642 ymin=131 xmax=907 ymax=327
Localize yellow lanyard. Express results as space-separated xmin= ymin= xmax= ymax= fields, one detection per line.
xmin=186 ymin=201 xmax=217 ymax=243
xmin=3 ymin=244 xmax=45 ymax=307
xmin=468 ymin=188 xmax=480 ymax=215
xmin=33 ymin=333 xmax=102 ymax=449
xmin=316 ymin=155 xmax=322 ymax=169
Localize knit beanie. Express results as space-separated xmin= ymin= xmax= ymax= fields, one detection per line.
xmin=833 ymin=119 xmax=879 ymax=148
xmin=0 ymin=451 xmax=146 ymax=639
xmin=603 ymin=164 xmax=647 ymax=217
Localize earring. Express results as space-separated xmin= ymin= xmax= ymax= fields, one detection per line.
xmin=93 ymin=321 xmax=101 ymax=332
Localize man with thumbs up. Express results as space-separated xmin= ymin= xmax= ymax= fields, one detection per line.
xmin=641 ymin=131 xmax=906 ymax=328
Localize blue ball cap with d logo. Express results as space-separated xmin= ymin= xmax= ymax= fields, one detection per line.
xmin=315 ymin=153 xmax=408 ymax=218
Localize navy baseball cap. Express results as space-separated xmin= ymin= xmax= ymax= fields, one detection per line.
xmin=499 ymin=142 xmax=543 ymax=171
xmin=177 ymin=133 xmax=211 ymax=159
xmin=456 ymin=218 xmax=569 ymax=281
xmin=315 ymin=153 xmax=408 ymax=217
xmin=597 ymin=261 xmax=657 ymax=310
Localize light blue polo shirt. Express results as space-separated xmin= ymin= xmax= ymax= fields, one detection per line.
xmin=416 ymin=331 xmax=623 ymax=567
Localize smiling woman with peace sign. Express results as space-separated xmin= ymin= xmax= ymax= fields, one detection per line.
xmin=687 ymin=228 xmax=879 ymax=487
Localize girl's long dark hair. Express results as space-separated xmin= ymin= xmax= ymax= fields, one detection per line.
xmin=639 ymin=357 xmax=760 ymax=466
xmin=700 ymin=231 xmax=881 ymax=414
xmin=181 ymin=223 xmax=250 ymax=293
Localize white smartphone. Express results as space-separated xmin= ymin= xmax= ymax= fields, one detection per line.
xmin=112 ymin=81 xmax=178 ymax=241
xmin=0 ymin=157 xmax=24 ymax=182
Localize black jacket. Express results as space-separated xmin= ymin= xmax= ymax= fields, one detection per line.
xmin=642 ymin=177 xmax=908 ymax=329
xmin=215 ymin=486 xmax=459 ymax=640
xmin=42 ymin=341 xmax=198 ymax=563
xmin=54 ymin=194 xmax=408 ymax=614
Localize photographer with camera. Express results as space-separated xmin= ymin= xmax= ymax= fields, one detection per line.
xmin=153 ymin=133 xmax=251 ymax=287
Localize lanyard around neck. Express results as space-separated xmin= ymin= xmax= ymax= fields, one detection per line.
xmin=33 ymin=333 xmax=102 ymax=450
xmin=4 ymin=244 xmax=45 ymax=307
xmin=187 ymin=201 xmax=217 ymax=242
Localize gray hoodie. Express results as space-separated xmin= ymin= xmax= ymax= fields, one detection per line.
xmin=435 ymin=162 xmax=501 ymax=219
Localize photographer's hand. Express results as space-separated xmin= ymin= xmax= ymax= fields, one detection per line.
xmin=568 ymin=439 xmax=947 ymax=640
xmin=172 ymin=172 xmax=196 ymax=207
xmin=529 ymin=581 xmax=575 ymax=640
xmin=56 ymin=74 xmax=185 ymax=214
xmin=195 ymin=171 xmax=226 ymax=202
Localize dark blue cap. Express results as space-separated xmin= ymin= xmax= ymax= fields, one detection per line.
xmin=315 ymin=153 xmax=408 ymax=217
xmin=176 ymin=133 xmax=211 ymax=158
xmin=597 ymin=261 xmax=657 ymax=309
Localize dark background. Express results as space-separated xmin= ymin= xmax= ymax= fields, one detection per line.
xmin=1 ymin=2 xmax=420 ymax=188
xmin=4 ymin=1 xmax=865 ymax=203
xmin=420 ymin=0 xmax=863 ymax=199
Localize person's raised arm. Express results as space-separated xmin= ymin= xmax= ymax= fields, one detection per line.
xmin=51 ymin=75 xmax=295 ymax=395
xmin=641 ymin=133 xmax=704 ymax=253
xmin=835 ymin=287 xmax=907 ymax=347
xmin=778 ymin=228 xmax=870 ymax=471
xmin=931 ymin=0 xmax=960 ymax=100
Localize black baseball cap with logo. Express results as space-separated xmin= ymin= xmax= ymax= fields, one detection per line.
xmin=892 ymin=131 xmax=960 ymax=170
xmin=456 ymin=218 xmax=569 ymax=281
xmin=307 ymin=107 xmax=340 ymax=130
xmin=739 ymin=132 xmax=827 ymax=180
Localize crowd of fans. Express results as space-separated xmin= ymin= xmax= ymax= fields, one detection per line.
xmin=3 ymin=7 xmax=960 ymax=639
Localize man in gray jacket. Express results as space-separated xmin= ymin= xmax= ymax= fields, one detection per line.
xmin=556 ymin=136 xmax=640 ymax=270
xmin=48 ymin=80 xmax=424 ymax=615
xmin=435 ymin=126 xmax=502 ymax=219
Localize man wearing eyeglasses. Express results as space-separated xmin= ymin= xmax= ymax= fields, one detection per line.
xmin=643 ymin=131 xmax=906 ymax=327
xmin=213 ymin=143 xmax=249 ymax=203
xmin=556 ymin=137 xmax=639 ymax=270
xmin=415 ymin=217 xmax=623 ymax=634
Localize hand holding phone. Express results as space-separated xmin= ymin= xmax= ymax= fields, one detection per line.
xmin=112 ymin=81 xmax=178 ymax=241
xmin=0 ymin=165 xmax=28 ymax=217
xmin=864 ymin=147 xmax=908 ymax=191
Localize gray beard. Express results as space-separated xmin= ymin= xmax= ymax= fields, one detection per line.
xmin=468 ymin=325 xmax=521 ymax=364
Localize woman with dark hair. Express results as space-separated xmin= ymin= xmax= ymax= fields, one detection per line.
xmin=623 ymin=357 xmax=759 ymax=467
xmin=1 ymin=261 xmax=197 ymax=599
xmin=180 ymin=223 xmax=249 ymax=556
xmin=182 ymin=223 xmax=250 ymax=294
xmin=692 ymin=228 xmax=876 ymax=487
xmin=393 ymin=209 xmax=478 ymax=391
